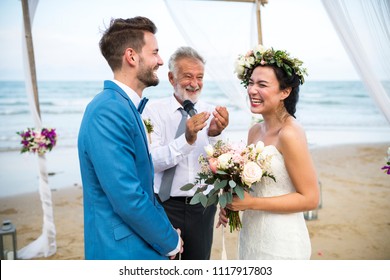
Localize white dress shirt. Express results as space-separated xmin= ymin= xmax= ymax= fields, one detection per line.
xmin=111 ymin=79 xmax=143 ymax=109
xmin=143 ymin=95 xmax=223 ymax=197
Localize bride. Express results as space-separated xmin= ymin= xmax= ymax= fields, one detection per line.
xmin=218 ymin=45 xmax=319 ymax=260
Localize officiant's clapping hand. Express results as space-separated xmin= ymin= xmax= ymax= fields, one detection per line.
xmin=208 ymin=106 xmax=229 ymax=137
xmin=185 ymin=112 xmax=210 ymax=145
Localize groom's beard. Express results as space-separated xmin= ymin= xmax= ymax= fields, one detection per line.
xmin=137 ymin=57 xmax=160 ymax=87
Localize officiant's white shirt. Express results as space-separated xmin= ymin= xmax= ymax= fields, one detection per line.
xmin=143 ymin=95 xmax=222 ymax=197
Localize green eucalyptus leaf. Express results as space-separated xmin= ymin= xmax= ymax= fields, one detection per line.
xmin=235 ymin=185 xmax=245 ymax=200
xmin=199 ymin=193 xmax=208 ymax=208
xmin=229 ymin=180 xmax=237 ymax=189
xmin=190 ymin=192 xmax=201 ymax=205
xmin=180 ymin=183 xmax=195 ymax=191
xmin=226 ymin=191 xmax=233 ymax=203
xmin=206 ymin=193 xmax=218 ymax=207
xmin=219 ymin=193 xmax=227 ymax=208
xmin=215 ymin=179 xmax=227 ymax=190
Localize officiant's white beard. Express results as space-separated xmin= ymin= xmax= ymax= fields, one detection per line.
xmin=175 ymin=84 xmax=201 ymax=104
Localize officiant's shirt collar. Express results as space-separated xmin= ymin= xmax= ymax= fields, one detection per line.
xmin=170 ymin=94 xmax=187 ymax=113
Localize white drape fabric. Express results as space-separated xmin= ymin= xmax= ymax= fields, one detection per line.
xmin=321 ymin=0 xmax=390 ymax=124
xmin=18 ymin=0 xmax=57 ymax=259
xmin=163 ymin=0 xmax=255 ymax=115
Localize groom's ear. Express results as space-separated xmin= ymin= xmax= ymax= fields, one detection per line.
xmin=280 ymin=87 xmax=292 ymax=101
xmin=124 ymin=48 xmax=137 ymax=66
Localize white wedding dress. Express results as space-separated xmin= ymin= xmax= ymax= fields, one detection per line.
xmin=239 ymin=145 xmax=311 ymax=260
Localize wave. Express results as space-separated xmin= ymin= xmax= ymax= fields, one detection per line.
xmin=0 ymin=99 xmax=89 ymax=106
xmin=0 ymin=108 xmax=85 ymax=115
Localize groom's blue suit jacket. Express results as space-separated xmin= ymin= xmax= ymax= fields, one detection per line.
xmin=78 ymin=80 xmax=178 ymax=259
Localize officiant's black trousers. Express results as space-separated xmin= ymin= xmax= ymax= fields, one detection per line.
xmin=157 ymin=195 xmax=217 ymax=260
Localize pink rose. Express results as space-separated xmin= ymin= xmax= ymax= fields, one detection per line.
xmin=209 ymin=158 xmax=218 ymax=174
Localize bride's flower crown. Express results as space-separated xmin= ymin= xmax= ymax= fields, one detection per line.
xmin=234 ymin=44 xmax=308 ymax=88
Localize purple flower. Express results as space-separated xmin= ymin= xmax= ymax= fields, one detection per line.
xmin=17 ymin=127 xmax=57 ymax=155
xmin=382 ymin=165 xmax=390 ymax=175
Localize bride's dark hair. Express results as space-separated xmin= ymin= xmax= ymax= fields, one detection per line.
xmin=269 ymin=65 xmax=301 ymax=118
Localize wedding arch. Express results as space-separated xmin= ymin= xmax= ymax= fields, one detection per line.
xmin=18 ymin=0 xmax=57 ymax=259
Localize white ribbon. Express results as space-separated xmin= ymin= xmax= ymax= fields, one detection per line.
xmin=221 ymin=226 xmax=228 ymax=260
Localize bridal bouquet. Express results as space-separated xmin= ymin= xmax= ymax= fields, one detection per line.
xmin=381 ymin=147 xmax=390 ymax=175
xmin=181 ymin=140 xmax=275 ymax=232
xmin=17 ymin=127 xmax=57 ymax=155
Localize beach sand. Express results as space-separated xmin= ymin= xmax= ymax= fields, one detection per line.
xmin=0 ymin=142 xmax=389 ymax=260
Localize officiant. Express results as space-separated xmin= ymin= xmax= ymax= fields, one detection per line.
xmin=143 ymin=46 xmax=229 ymax=260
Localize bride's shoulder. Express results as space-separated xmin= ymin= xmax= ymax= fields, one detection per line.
xmin=249 ymin=122 xmax=263 ymax=132
xmin=279 ymin=118 xmax=306 ymax=144
xmin=248 ymin=122 xmax=263 ymax=138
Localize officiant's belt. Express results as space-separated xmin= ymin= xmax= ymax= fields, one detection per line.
xmin=169 ymin=196 xmax=193 ymax=204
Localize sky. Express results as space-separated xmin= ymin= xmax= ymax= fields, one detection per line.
xmin=0 ymin=0 xmax=359 ymax=81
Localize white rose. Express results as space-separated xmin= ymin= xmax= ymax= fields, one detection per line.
xmin=218 ymin=153 xmax=232 ymax=169
xmin=245 ymin=56 xmax=255 ymax=67
xmin=204 ymin=144 xmax=214 ymax=157
xmin=237 ymin=56 xmax=247 ymax=66
xmin=387 ymin=147 xmax=390 ymax=161
xmin=242 ymin=162 xmax=263 ymax=187
xmin=253 ymin=44 xmax=266 ymax=56
xmin=255 ymin=141 xmax=265 ymax=153
xmin=234 ymin=60 xmax=245 ymax=76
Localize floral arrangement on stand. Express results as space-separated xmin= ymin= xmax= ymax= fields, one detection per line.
xmin=17 ymin=128 xmax=57 ymax=155
xmin=181 ymin=140 xmax=275 ymax=232
xmin=381 ymin=147 xmax=390 ymax=175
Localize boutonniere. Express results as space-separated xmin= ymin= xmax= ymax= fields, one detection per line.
xmin=143 ymin=118 xmax=154 ymax=144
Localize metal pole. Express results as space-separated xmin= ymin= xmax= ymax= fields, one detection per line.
xmin=21 ymin=0 xmax=41 ymax=118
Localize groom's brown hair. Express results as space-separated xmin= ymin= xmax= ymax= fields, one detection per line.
xmin=99 ymin=16 xmax=157 ymax=72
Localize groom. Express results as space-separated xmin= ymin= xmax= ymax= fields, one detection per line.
xmin=78 ymin=17 xmax=183 ymax=259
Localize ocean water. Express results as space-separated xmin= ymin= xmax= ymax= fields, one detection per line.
xmin=0 ymin=80 xmax=389 ymax=151
xmin=0 ymin=80 xmax=389 ymax=197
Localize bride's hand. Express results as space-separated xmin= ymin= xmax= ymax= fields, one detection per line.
xmin=227 ymin=192 xmax=253 ymax=211
xmin=216 ymin=207 xmax=228 ymax=228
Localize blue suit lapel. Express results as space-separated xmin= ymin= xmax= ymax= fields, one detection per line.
xmin=103 ymin=81 xmax=150 ymax=156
